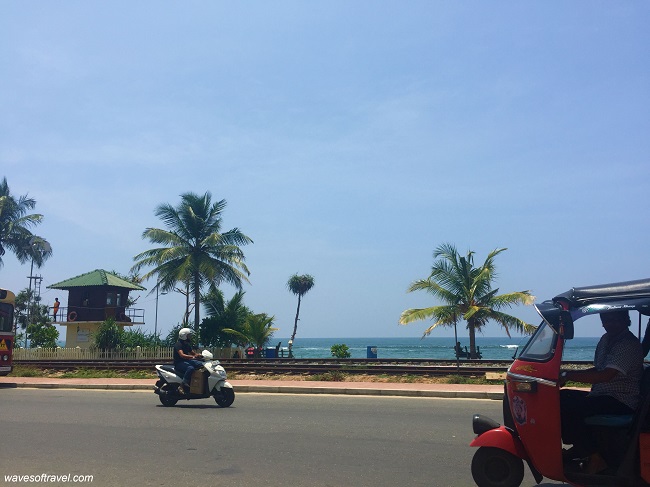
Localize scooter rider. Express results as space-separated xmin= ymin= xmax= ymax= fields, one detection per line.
xmin=174 ymin=327 xmax=203 ymax=392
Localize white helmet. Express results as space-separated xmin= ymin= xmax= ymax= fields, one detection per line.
xmin=178 ymin=328 xmax=193 ymax=340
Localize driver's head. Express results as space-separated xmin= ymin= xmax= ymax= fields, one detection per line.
xmin=600 ymin=309 xmax=631 ymax=334
xmin=178 ymin=327 xmax=193 ymax=341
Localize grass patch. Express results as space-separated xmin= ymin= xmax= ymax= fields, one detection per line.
xmin=58 ymin=368 xmax=156 ymax=379
xmin=9 ymin=367 xmax=510 ymax=385
xmin=308 ymin=371 xmax=347 ymax=382
xmin=399 ymin=375 xmax=420 ymax=383
xmin=9 ymin=366 xmax=43 ymax=377
xmin=442 ymin=374 xmax=491 ymax=384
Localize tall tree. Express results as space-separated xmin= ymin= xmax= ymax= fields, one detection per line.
xmin=399 ymin=243 xmax=535 ymax=359
xmin=287 ymin=273 xmax=315 ymax=356
xmin=0 ymin=177 xmax=51 ymax=268
xmin=132 ymin=192 xmax=252 ymax=335
xmin=199 ymin=289 xmax=251 ymax=347
xmin=223 ymin=313 xmax=278 ymax=349
xmin=15 ymin=287 xmax=56 ymax=348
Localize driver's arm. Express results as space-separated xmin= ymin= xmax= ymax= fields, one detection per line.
xmin=178 ymin=349 xmax=199 ymax=360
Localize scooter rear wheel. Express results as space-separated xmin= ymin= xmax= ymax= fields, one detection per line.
xmin=471 ymin=446 xmax=524 ymax=487
xmin=158 ymin=386 xmax=179 ymax=407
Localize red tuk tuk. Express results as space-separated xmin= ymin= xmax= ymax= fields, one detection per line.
xmin=470 ymin=278 xmax=650 ymax=487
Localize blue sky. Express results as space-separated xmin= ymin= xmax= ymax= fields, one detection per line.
xmin=1 ymin=2 xmax=648 ymax=341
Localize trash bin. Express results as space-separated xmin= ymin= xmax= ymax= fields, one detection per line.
xmin=367 ymin=346 xmax=377 ymax=359
xmin=265 ymin=347 xmax=277 ymax=358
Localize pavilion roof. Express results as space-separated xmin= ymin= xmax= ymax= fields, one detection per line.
xmin=48 ymin=269 xmax=146 ymax=291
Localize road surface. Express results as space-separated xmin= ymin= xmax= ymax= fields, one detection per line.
xmin=2 ymin=389 xmax=566 ymax=486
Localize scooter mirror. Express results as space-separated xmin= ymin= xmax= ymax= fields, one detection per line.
xmin=560 ymin=310 xmax=574 ymax=339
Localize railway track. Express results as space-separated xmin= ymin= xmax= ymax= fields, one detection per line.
xmin=14 ymin=358 xmax=592 ymax=377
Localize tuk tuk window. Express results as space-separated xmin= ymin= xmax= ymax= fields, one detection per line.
xmin=518 ymin=321 xmax=557 ymax=362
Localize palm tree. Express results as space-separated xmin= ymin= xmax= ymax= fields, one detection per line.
xmin=287 ymin=273 xmax=315 ymax=356
xmin=224 ymin=313 xmax=278 ymax=349
xmin=132 ymin=192 xmax=252 ymax=335
xmin=199 ymin=289 xmax=251 ymax=347
xmin=399 ymin=243 xmax=535 ymax=359
xmin=0 ymin=177 xmax=51 ymax=268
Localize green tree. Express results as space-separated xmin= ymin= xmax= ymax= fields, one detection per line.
xmin=287 ymin=274 xmax=315 ymax=356
xmin=399 ymin=243 xmax=535 ymax=359
xmin=199 ymin=289 xmax=251 ymax=347
xmin=121 ymin=328 xmax=161 ymax=348
xmin=14 ymin=288 xmax=51 ymax=347
xmin=132 ymin=192 xmax=252 ymax=335
xmin=0 ymin=177 xmax=52 ymax=268
xmin=224 ymin=313 xmax=278 ymax=349
xmin=330 ymin=343 xmax=351 ymax=358
xmin=94 ymin=318 xmax=124 ymax=351
xmin=26 ymin=322 xmax=59 ymax=348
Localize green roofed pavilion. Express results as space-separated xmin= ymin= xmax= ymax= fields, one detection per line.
xmin=48 ymin=269 xmax=146 ymax=291
xmin=46 ymin=269 xmax=146 ymax=348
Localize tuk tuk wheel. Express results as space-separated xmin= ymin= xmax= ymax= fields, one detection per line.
xmin=471 ymin=446 xmax=524 ymax=487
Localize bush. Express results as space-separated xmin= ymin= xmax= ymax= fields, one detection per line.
xmin=330 ymin=343 xmax=351 ymax=359
xmin=26 ymin=322 xmax=59 ymax=348
xmin=94 ymin=318 xmax=124 ymax=351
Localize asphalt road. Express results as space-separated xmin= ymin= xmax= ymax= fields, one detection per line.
xmin=2 ymin=389 xmax=566 ymax=487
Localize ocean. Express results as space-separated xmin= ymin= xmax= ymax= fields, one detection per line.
xmin=275 ymin=336 xmax=601 ymax=361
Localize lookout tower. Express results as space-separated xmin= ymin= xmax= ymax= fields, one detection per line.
xmin=47 ymin=269 xmax=146 ymax=348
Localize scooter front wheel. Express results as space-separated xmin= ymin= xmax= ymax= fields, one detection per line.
xmin=214 ymin=388 xmax=235 ymax=407
xmin=471 ymin=446 xmax=524 ymax=487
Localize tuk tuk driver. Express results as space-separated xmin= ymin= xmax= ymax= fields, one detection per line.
xmin=559 ymin=309 xmax=644 ymax=472
xmin=173 ymin=327 xmax=203 ymax=392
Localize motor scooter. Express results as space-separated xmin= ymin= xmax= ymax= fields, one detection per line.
xmin=470 ymin=278 xmax=650 ymax=487
xmin=154 ymin=350 xmax=235 ymax=407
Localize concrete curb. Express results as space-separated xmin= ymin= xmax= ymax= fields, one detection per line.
xmin=235 ymin=385 xmax=502 ymax=400
xmin=0 ymin=380 xmax=504 ymax=400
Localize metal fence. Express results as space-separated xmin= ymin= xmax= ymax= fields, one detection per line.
xmin=14 ymin=346 xmax=243 ymax=361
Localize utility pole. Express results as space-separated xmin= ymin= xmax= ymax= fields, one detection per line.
xmin=25 ymin=260 xmax=41 ymax=348
xmin=24 ymin=237 xmax=52 ymax=347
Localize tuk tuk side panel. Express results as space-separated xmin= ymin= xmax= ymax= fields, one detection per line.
xmin=507 ymin=343 xmax=566 ymax=481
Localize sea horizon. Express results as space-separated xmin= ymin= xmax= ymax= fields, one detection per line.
xmin=51 ymin=335 xmax=602 ymax=361
xmin=274 ymin=336 xmax=601 ymax=361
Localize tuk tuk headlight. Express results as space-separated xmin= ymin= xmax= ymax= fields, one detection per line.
xmin=513 ymin=380 xmax=537 ymax=393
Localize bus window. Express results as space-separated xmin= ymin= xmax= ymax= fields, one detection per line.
xmin=0 ymin=303 xmax=13 ymax=332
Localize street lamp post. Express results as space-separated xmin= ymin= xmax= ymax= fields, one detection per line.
xmin=154 ymin=285 xmax=167 ymax=338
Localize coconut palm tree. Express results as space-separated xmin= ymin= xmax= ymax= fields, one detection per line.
xmin=0 ymin=177 xmax=51 ymax=268
xmin=132 ymin=192 xmax=252 ymax=335
xmin=223 ymin=313 xmax=278 ymax=349
xmin=199 ymin=289 xmax=251 ymax=347
xmin=399 ymin=243 xmax=535 ymax=359
xmin=287 ymin=273 xmax=315 ymax=356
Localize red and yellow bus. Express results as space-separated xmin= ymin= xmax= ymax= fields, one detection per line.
xmin=0 ymin=288 xmax=16 ymax=376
